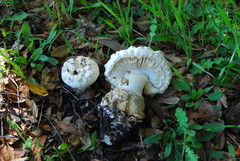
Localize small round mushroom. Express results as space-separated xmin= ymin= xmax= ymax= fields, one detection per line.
xmin=104 ymin=46 xmax=172 ymax=97
xmin=61 ymin=56 xmax=99 ymax=92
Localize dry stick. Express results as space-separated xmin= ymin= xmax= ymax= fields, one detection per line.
xmin=8 ymin=76 xmax=20 ymax=113
xmin=45 ymin=116 xmax=76 ymax=161
xmin=62 ymin=85 xmax=92 ymax=129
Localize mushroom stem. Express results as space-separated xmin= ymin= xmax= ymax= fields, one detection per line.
xmin=119 ymin=72 xmax=148 ymax=97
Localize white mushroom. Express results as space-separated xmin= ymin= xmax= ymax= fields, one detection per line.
xmin=104 ymin=46 xmax=172 ymax=97
xmin=61 ymin=56 xmax=99 ymax=91
xmin=98 ymin=46 xmax=172 ymax=145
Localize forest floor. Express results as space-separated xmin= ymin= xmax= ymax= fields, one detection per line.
xmin=0 ymin=0 xmax=240 ymax=161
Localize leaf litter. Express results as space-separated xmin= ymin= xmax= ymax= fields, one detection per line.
xmin=0 ymin=1 xmax=240 ymax=161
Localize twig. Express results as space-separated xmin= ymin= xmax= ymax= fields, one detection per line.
xmin=45 ymin=116 xmax=76 ymax=161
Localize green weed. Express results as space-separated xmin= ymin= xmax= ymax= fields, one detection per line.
xmin=98 ymin=0 xmax=134 ymax=45
xmin=172 ymin=79 xmax=223 ymax=110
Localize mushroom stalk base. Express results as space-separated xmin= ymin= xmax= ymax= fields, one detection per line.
xmin=98 ymin=88 xmax=145 ymax=145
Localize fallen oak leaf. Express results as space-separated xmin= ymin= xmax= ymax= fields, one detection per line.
xmin=57 ymin=121 xmax=82 ymax=136
xmin=24 ymin=82 xmax=48 ymax=96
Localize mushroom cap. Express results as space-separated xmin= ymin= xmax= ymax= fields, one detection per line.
xmin=61 ymin=56 xmax=99 ymax=91
xmin=104 ymin=46 xmax=172 ymax=95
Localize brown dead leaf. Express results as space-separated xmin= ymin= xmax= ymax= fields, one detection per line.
xmin=19 ymin=84 xmax=30 ymax=99
xmin=68 ymin=134 xmax=81 ymax=146
xmin=57 ymin=121 xmax=82 ymax=136
xmin=76 ymin=119 xmax=91 ymax=150
xmin=98 ymin=38 xmax=122 ymax=51
xmin=136 ymin=21 xmax=150 ymax=31
xmin=41 ymin=67 xmax=51 ymax=84
xmin=165 ymin=53 xmax=182 ymax=65
xmin=151 ymin=116 xmax=161 ymax=129
xmin=199 ymin=100 xmax=220 ymax=117
xmin=32 ymin=135 xmax=47 ymax=161
xmin=80 ymin=88 xmax=96 ymax=100
xmin=188 ymin=109 xmax=214 ymax=122
xmin=13 ymin=149 xmax=27 ymax=160
xmin=25 ymin=82 xmax=48 ymax=96
xmin=0 ymin=144 xmax=15 ymax=161
xmin=158 ymin=97 xmax=180 ymax=104
xmin=196 ymin=74 xmax=211 ymax=89
xmin=42 ymin=124 xmax=52 ymax=132
xmin=51 ymin=45 xmax=71 ymax=58
xmin=26 ymin=99 xmax=38 ymax=118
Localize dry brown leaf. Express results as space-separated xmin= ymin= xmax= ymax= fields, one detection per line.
xmin=158 ymin=97 xmax=180 ymax=104
xmin=165 ymin=53 xmax=182 ymax=65
xmin=57 ymin=121 xmax=82 ymax=136
xmin=199 ymin=100 xmax=221 ymax=117
xmin=32 ymin=135 xmax=47 ymax=161
xmin=51 ymin=45 xmax=71 ymax=58
xmin=68 ymin=134 xmax=81 ymax=146
xmin=196 ymin=74 xmax=211 ymax=89
xmin=25 ymin=82 xmax=48 ymax=96
xmin=26 ymin=99 xmax=38 ymax=118
xmin=98 ymin=38 xmax=122 ymax=51
xmin=136 ymin=21 xmax=150 ymax=31
xmin=42 ymin=124 xmax=52 ymax=132
xmin=76 ymin=119 xmax=91 ymax=150
xmin=187 ymin=109 xmax=214 ymax=122
xmin=19 ymin=84 xmax=30 ymax=100
xmin=13 ymin=149 xmax=27 ymax=159
xmin=41 ymin=67 xmax=51 ymax=84
xmin=0 ymin=144 xmax=15 ymax=161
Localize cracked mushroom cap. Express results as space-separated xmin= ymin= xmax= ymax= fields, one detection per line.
xmin=61 ymin=56 xmax=99 ymax=91
xmin=104 ymin=46 xmax=172 ymax=96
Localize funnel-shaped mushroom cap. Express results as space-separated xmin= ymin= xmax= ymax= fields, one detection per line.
xmin=104 ymin=46 xmax=172 ymax=96
xmin=61 ymin=56 xmax=99 ymax=91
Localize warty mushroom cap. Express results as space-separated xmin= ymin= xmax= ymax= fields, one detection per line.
xmin=61 ymin=56 xmax=99 ymax=91
xmin=104 ymin=46 xmax=172 ymax=97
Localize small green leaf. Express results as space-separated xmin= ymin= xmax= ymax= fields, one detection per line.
xmin=23 ymin=138 xmax=33 ymax=149
xmin=47 ymin=57 xmax=58 ymax=65
xmin=58 ymin=143 xmax=69 ymax=152
xmin=36 ymin=140 xmax=44 ymax=148
xmin=143 ymin=134 xmax=162 ymax=145
xmin=31 ymin=48 xmax=43 ymax=61
xmin=198 ymin=133 xmax=216 ymax=142
xmin=213 ymin=105 xmax=221 ymax=111
xmin=207 ymin=91 xmax=223 ymax=101
xmin=185 ymin=102 xmax=195 ymax=108
xmin=203 ymin=86 xmax=213 ymax=93
xmin=175 ymin=108 xmax=188 ymax=129
xmin=188 ymin=124 xmax=203 ymax=130
xmin=22 ymin=22 xmax=31 ymax=38
xmin=150 ymin=18 xmax=157 ymax=38
xmin=208 ymin=150 xmax=224 ymax=159
xmin=35 ymin=64 xmax=43 ymax=70
xmin=172 ymin=79 xmax=190 ymax=91
xmin=38 ymin=54 xmax=49 ymax=62
xmin=185 ymin=146 xmax=199 ymax=161
xmin=203 ymin=122 xmax=225 ymax=132
xmin=187 ymin=130 xmax=196 ymax=137
xmin=5 ymin=12 xmax=30 ymax=21
xmin=196 ymin=88 xmax=204 ymax=99
xmin=181 ymin=94 xmax=192 ymax=101
xmin=164 ymin=143 xmax=172 ymax=157
xmin=228 ymin=143 xmax=236 ymax=158
xmin=191 ymin=89 xmax=197 ymax=99
xmin=14 ymin=56 xmax=28 ymax=64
